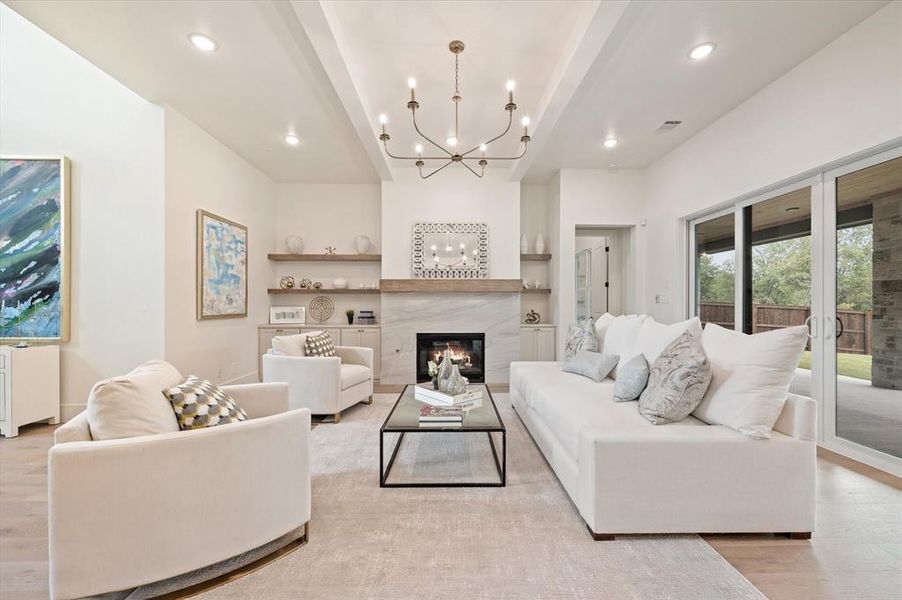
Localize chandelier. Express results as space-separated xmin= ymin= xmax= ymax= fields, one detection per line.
xmin=377 ymin=40 xmax=531 ymax=179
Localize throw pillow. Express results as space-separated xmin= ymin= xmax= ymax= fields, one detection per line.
xmin=636 ymin=316 xmax=701 ymax=364
xmin=693 ymin=323 xmax=808 ymax=439
xmin=271 ymin=331 xmax=323 ymax=356
xmin=305 ymin=331 xmax=337 ymax=357
xmin=87 ymin=360 xmax=183 ymax=441
xmin=593 ymin=313 xmax=616 ymax=352
xmin=164 ymin=376 xmax=247 ymax=430
xmin=612 ymin=354 xmax=650 ymax=402
xmin=563 ymin=351 xmax=619 ymax=382
xmin=602 ymin=314 xmax=647 ymax=378
xmin=638 ymin=330 xmax=711 ymax=425
xmin=564 ymin=317 xmax=598 ymax=360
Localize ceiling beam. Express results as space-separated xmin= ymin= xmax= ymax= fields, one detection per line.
xmin=508 ymin=0 xmax=647 ymax=182
xmin=283 ymin=0 xmax=393 ymax=181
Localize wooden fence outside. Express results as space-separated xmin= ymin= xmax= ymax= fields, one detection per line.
xmin=698 ymin=302 xmax=872 ymax=355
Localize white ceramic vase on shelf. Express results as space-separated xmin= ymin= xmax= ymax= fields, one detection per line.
xmin=332 ymin=277 xmax=348 ymax=289
xmin=520 ymin=234 xmax=529 ymax=254
xmin=535 ymin=234 xmax=545 ymax=255
xmin=285 ymin=235 xmax=303 ymax=254
xmin=354 ymin=235 xmax=371 ymax=254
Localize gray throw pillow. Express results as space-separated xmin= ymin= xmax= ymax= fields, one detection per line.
xmin=564 ymin=317 xmax=598 ymax=360
xmin=563 ymin=351 xmax=619 ymax=382
xmin=613 ymin=354 xmax=649 ymax=402
xmin=638 ymin=330 xmax=711 ymax=425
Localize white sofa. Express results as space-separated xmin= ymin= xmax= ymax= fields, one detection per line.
xmin=510 ymin=361 xmax=816 ymax=540
xmin=262 ymin=345 xmax=373 ymax=422
xmin=49 ymin=381 xmax=311 ymax=600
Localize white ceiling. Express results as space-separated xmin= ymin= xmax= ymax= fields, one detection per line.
xmin=521 ymin=0 xmax=888 ymax=182
xmin=3 ymin=0 xmax=890 ymax=184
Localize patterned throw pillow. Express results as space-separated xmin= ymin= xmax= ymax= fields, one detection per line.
xmin=638 ymin=330 xmax=711 ymax=424
xmin=304 ymin=331 xmax=336 ymax=357
xmin=564 ymin=317 xmax=598 ymax=360
xmin=164 ymin=376 xmax=247 ymax=430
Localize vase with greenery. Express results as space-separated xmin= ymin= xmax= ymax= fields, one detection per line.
xmin=345 ymin=309 xmax=354 ymax=325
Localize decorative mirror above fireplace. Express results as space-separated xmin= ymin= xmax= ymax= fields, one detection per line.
xmin=412 ymin=222 xmax=488 ymax=279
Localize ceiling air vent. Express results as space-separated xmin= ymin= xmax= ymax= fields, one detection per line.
xmin=655 ymin=120 xmax=683 ymax=132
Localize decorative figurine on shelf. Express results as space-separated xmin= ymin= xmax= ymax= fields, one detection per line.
xmin=284 ymin=235 xmax=303 ymax=254
xmin=313 ymin=281 xmax=323 ymax=289
xmin=325 ymin=246 xmax=337 ymax=255
xmin=535 ymin=233 xmax=545 ymax=255
xmin=333 ymin=277 xmax=348 ymax=289
xmin=525 ymin=309 xmax=541 ymax=324
xmin=279 ymin=276 xmax=295 ymax=289
xmin=298 ymin=278 xmax=312 ymax=289
xmin=346 ymin=309 xmax=355 ymax=325
xmin=354 ymin=235 xmax=372 ymax=254
xmin=427 ymin=361 xmax=440 ymax=390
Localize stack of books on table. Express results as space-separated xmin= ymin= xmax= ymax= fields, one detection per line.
xmin=418 ymin=404 xmax=464 ymax=427
xmin=414 ymin=383 xmax=483 ymax=409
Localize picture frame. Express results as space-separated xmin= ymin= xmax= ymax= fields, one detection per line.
xmin=196 ymin=209 xmax=248 ymax=320
xmin=270 ymin=306 xmax=306 ymax=325
xmin=0 ymin=156 xmax=71 ymax=343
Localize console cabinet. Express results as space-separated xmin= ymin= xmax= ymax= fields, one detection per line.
xmin=520 ymin=325 xmax=556 ymax=362
xmin=1 ymin=345 xmax=60 ymax=437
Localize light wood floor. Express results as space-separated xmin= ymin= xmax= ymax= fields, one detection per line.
xmin=2 ymin=425 xmax=899 ymax=599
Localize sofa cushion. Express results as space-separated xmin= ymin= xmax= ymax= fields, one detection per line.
xmin=602 ymin=314 xmax=647 ymax=377
xmin=86 ymin=360 xmax=183 ymax=441
xmin=612 ymin=354 xmax=649 ymax=402
xmin=638 ymin=330 xmax=711 ymax=424
xmin=694 ymin=323 xmax=808 ymax=439
xmin=564 ymin=318 xmax=598 ymax=360
xmin=636 ymin=316 xmax=701 ymax=364
xmin=563 ymin=351 xmax=619 ymax=382
xmin=272 ymin=331 xmax=323 ymax=356
xmin=305 ymin=331 xmax=336 ymax=357
xmin=340 ymin=364 xmax=371 ymax=390
xmin=593 ymin=313 xmax=616 ymax=351
xmin=164 ymin=376 xmax=248 ymax=430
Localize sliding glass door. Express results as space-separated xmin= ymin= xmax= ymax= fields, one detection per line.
xmin=688 ymin=144 xmax=902 ymax=474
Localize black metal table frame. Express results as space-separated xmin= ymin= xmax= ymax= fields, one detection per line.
xmin=379 ymin=385 xmax=506 ymax=488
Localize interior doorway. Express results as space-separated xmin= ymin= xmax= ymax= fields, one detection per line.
xmin=575 ymin=227 xmax=630 ymax=321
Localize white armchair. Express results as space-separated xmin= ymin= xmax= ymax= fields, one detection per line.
xmin=262 ymin=345 xmax=374 ymax=422
xmin=49 ymin=381 xmax=311 ymax=600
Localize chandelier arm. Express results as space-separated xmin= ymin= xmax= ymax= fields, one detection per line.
xmin=461 ymin=160 xmax=485 ymax=178
xmin=381 ymin=142 xmax=448 ymax=161
xmin=462 ymin=141 xmax=529 ymax=161
xmin=418 ymin=160 xmax=454 ymax=179
xmin=411 ymin=110 xmax=452 ymax=156
xmin=460 ymin=111 xmax=513 ymax=157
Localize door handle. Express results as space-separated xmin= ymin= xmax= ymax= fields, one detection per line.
xmin=804 ymin=316 xmax=816 ymax=339
xmin=835 ymin=316 xmax=844 ymax=339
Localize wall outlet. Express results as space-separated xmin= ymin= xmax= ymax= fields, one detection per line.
xmin=655 ymin=293 xmax=671 ymax=305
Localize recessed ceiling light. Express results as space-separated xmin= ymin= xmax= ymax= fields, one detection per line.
xmin=284 ymin=134 xmax=300 ymax=146
xmin=603 ymin=138 xmax=618 ymax=149
xmin=188 ymin=33 xmax=218 ymax=52
xmin=690 ymin=43 xmax=715 ymax=60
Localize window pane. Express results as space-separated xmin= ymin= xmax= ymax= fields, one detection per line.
xmin=694 ymin=214 xmax=735 ymax=328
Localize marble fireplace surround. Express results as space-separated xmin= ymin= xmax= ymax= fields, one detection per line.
xmin=380 ymin=291 xmax=520 ymax=384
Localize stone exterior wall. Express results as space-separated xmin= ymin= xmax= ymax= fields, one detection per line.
xmin=872 ymin=190 xmax=902 ymax=389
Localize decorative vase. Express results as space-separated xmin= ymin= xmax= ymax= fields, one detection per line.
xmin=442 ymin=364 xmax=469 ymax=396
xmin=436 ymin=349 xmax=455 ymax=390
xmin=285 ymin=235 xmax=303 ymax=254
xmin=333 ymin=277 xmax=348 ymax=289
xmin=535 ymin=233 xmax=545 ymax=254
xmin=346 ymin=314 xmax=354 ymax=325
xmin=354 ymin=235 xmax=372 ymax=254
xmin=520 ymin=234 xmax=529 ymax=254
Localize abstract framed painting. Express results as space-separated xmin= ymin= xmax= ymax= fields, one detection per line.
xmin=0 ymin=156 xmax=71 ymax=343
xmin=196 ymin=210 xmax=248 ymax=320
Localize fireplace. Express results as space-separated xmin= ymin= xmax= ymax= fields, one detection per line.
xmin=416 ymin=333 xmax=485 ymax=383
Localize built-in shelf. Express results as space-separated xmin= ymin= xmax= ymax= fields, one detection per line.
xmin=268 ymin=253 xmax=381 ymax=262
xmin=522 ymin=288 xmax=552 ymax=294
xmin=521 ymin=253 xmax=551 ymax=261
xmin=268 ymin=288 xmax=380 ymax=295
xmin=380 ymin=279 xmax=522 ymax=293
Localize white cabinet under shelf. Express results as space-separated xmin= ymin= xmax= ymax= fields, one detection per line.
xmin=1 ymin=345 xmax=60 ymax=437
xmin=520 ymin=325 xmax=556 ymax=362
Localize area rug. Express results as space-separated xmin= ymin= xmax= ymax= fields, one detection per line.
xmin=197 ymin=393 xmax=765 ymax=599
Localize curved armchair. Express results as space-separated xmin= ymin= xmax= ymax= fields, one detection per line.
xmin=49 ymin=383 xmax=310 ymax=600
xmin=262 ymin=346 xmax=374 ymax=422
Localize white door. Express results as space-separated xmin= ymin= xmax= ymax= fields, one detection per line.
xmin=575 ymin=249 xmax=591 ymax=323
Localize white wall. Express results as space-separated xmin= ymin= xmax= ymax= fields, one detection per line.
xmin=381 ymin=168 xmax=520 ymax=279
xmin=553 ymin=169 xmax=645 ymax=349
xmin=164 ymin=107 xmax=276 ymax=383
xmin=0 ymin=5 xmax=165 ymax=419
xmin=644 ymin=1 xmax=902 ymax=323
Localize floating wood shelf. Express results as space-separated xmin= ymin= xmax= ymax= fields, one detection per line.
xmin=268 ymin=288 xmax=380 ymax=294
xmin=380 ymin=279 xmax=523 ymax=293
xmin=521 ymin=288 xmax=552 ymax=294
xmin=521 ymin=254 xmax=552 ymax=261
xmin=268 ymin=253 xmax=381 ymax=262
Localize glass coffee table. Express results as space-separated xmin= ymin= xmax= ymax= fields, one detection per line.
xmin=379 ymin=384 xmax=506 ymax=488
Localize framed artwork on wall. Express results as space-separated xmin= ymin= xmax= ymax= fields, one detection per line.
xmin=0 ymin=156 xmax=71 ymax=343
xmin=196 ymin=209 xmax=248 ymax=320
xmin=269 ymin=306 xmax=305 ymax=325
